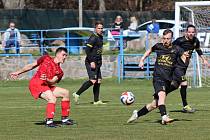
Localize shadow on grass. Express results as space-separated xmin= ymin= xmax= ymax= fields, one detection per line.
xmin=155 ymin=109 xmax=207 ymax=113
xmin=124 ymin=118 xmax=192 ymax=125
xmin=153 ymin=118 xmax=192 ymax=124
xmin=169 ymin=109 xmax=206 ymax=113
xmin=75 ymin=100 xmax=110 ymax=105
xmin=34 ymin=121 xmax=78 ymax=126
xmin=34 ymin=121 xmax=61 ymax=125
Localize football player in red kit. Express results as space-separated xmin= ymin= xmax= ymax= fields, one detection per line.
xmin=10 ymin=47 xmax=74 ymax=128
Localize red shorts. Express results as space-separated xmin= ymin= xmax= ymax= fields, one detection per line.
xmin=29 ymin=78 xmax=56 ymax=99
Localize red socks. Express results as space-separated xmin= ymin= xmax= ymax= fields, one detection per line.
xmin=61 ymin=101 xmax=70 ymax=117
xmin=46 ymin=103 xmax=55 ymax=119
xmin=46 ymin=101 xmax=70 ymax=119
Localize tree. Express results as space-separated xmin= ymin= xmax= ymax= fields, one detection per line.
xmin=99 ymin=0 xmax=105 ymax=11
xmin=2 ymin=0 xmax=25 ymax=9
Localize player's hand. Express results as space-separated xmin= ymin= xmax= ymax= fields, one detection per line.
xmin=139 ymin=60 xmax=144 ymax=69
xmin=40 ymin=74 xmax=47 ymax=81
xmin=10 ymin=72 xmax=19 ymax=79
xmin=90 ymin=62 xmax=96 ymax=70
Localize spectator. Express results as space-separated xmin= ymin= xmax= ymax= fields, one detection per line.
xmin=146 ymin=19 xmax=159 ymax=34
xmin=111 ymin=15 xmax=124 ymax=35
xmin=110 ymin=15 xmax=127 ymax=50
xmin=3 ymin=22 xmax=21 ymax=54
xmin=147 ymin=19 xmax=160 ymax=47
xmin=128 ymin=16 xmax=138 ymax=31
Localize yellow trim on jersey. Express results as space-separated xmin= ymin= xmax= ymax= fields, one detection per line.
xmin=87 ymin=44 xmax=93 ymax=48
xmin=94 ymin=33 xmax=99 ymax=37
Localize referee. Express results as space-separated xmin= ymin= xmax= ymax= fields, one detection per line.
xmin=73 ymin=21 xmax=106 ymax=105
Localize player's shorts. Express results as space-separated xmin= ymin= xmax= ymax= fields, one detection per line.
xmin=85 ymin=61 xmax=102 ymax=80
xmin=153 ymin=76 xmax=171 ymax=99
xmin=172 ymin=67 xmax=187 ymax=83
xmin=29 ymin=78 xmax=56 ymax=99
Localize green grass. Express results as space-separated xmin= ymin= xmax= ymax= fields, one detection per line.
xmin=0 ymin=78 xmax=210 ymax=140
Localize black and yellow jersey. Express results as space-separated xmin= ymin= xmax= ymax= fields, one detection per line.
xmin=173 ymin=36 xmax=202 ymax=68
xmin=152 ymin=43 xmax=184 ymax=81
xmin=85 ymin=33 xmax=103 ymax=64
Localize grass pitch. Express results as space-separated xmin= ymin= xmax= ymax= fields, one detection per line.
xmin=0 ymin=78 xmax=210 ymax=140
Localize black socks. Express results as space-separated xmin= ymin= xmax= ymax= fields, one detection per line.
xmin=76 ymin=80 xmax=93 ymax=95
xmin=180 ymin=85 xmax=188 ymax=107
xmin=137 ymin=106 xmax=149 ymax=117
xmin=93 ymin=83 xmax=100 ymax=102
xmin=159 ymin=105 xmax=167 ymax=116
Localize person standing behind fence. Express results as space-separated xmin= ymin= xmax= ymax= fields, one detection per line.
xmin=72 ymin=21 xmax=106 ymax=105
xmin=111 ymin=15 xmax=125 ymax=35
xmin=3 ymin=22 xmax=21 ymax=54
xmin=147 ymin=19 xmax=159 ymax=34
xmin=111 ymin=15 xmax=126 ymax=50
xmin=128 ymin=16 xmax=138 ymax=31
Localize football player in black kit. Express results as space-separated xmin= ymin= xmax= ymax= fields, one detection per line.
xmin=72 ymin=21 xmax=106 ymax=105
xmin=171 ymin=24 xmax=209 ymax=113
xmin=127 ymin=29 xmax=188 ymax=125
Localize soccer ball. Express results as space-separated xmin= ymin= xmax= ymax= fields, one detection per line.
xmin=120 ymin=91 xmax=135 ymax=105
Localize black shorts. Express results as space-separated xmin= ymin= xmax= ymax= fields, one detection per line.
xmin=172 ymin=67 xmax=187 ymax=83
xmin=85 ymin=62 xmax=102 ymax=80
xmin=153 ymin=76 xmax=171 ymax=99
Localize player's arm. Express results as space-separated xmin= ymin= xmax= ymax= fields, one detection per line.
xmin=10 ymin=61 xmax=38 ymax=79
xmin=195 ymin=46 xmax=208 ymax=65
xmin=139 ymin=48 xmax=152 ymax=69
xmin=40 ymin=74 xmax=59 ymax=85
xmin=195 ymin=39 xmax=209 ymax=66
xmin=85 ymin=35 xmax=96 ymax=69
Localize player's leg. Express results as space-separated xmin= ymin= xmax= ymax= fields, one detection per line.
xmin=127 ymin=80 xmax=160 ymax=124
xmin=40 ymin=90 xmax=57 ymax=127
xmin=158 ymin=90 xmax=174 ymax=124
xmin=180 ymin=80 xmax=195 ymax=113
xmin=155 ymin=78 xmax=174 ymax=124
xmin=175 ymin=68 xmax=195 ymax=112
xmin=158 ymin=91 xmax=167 ymax=116
xmin=72 ymin=62 xmax=95 ymax=104
xmin=180 ymin=80 xmax=188 ymax=107
xmin=93 ymin=68 xmax=106 ymax=104
xmin=127 ymin=99 xmax=157 ymax=123
xmin=15 ymin=41 xmax=20 ymax=54
xmin=53 ymin=87 xmax=75 ymax=125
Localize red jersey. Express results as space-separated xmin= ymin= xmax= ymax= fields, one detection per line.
xmin=32 ymin=55 xmax=63 ymax=82
xmin=29 ymin=55 xmax=64 ymax=99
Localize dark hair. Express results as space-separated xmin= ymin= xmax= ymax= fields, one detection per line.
xmin=163 ymin=29 xmax=173 ymax=37
xmin=55 ymin=47 xmax=68 ymax=55
xmin=9 ymin=21 xmax=15 ymax=25
xmin=187 ymin=24 xmax=196 ymax=31
xmin=95 ymin=21 xmax=103 ymax=27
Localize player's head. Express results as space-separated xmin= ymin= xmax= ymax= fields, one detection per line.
xmin=95 ymin=21 xmax=103 ymax=36
xmin=185 ymin=24 xmax=196 ymax=40
xmin=55 ymin=47 xmax=68 ymax=64
xmin=9 ymin=22 xmax=15 ymax=30
xmin=162 ymin=29 xmax=173 ymax=47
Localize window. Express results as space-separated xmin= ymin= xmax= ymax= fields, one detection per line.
xmin=158 ymin=22 xmax=174 ymax=29
xmin=137 ymin=22 xmax=151 ymax=31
